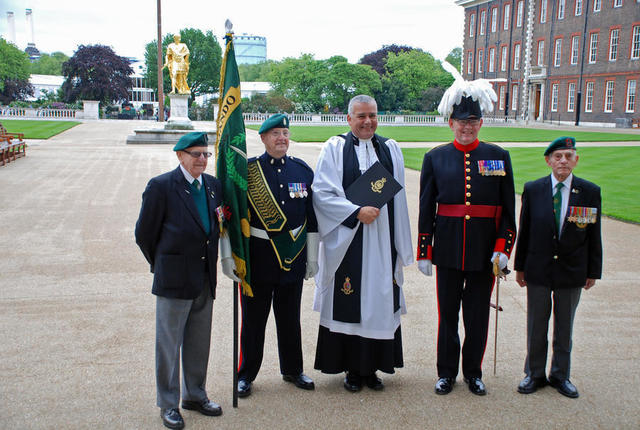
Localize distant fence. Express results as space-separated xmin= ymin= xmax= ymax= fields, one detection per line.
xmin=243 ymin=112 xmax=444 ymax=126
xmin=0 ymin=106 xmax=79 ymax=119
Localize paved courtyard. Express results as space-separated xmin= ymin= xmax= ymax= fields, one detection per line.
xmin=0 ymin=120 xmax=638 ymax=429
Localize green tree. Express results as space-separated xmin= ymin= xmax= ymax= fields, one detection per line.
xmin=243 ymin=91 xmax=295 ymax=113
xmin=30 ymin=52 xmax=69 ymax=75
xmin=269 ymin=54 xmax=326 ymax=112
xmin=238 ymin=60 xmax=275 ymax=81
xmin=0 ymin=38 xmax=34 ymax=103
xmin=144 ymin=28 xmax=222 ymax=102
xmin=322 ymin=56 xmax=381 ymax=112
xmin=445 ymin=47 xmax=462 ymax=72
xmin=358 ymin=44 xmax=417 ymax=75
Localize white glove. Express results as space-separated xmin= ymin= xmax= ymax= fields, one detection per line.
xmin=305 ymin=232 xmax=320 ymax=280
xmin=418 ymin=259 xmax=433 ymax=276
xmin=220 ymin=234 xmax=241 ymax=282
xmin=491 ymin=251 xmax=508 ymax=271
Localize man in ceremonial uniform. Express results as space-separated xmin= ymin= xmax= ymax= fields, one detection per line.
xmin=312 ymin=95 xmax=413 ymax=392
xmin=514 ymin=137 xmax=602 ymax=399
xmin=235 ymin=114 xmax=319 ymax=398
xmin=417 ymin=79 xmax=516 ymax=396
xmin=135 ymin=132 xmax=236 ymax=429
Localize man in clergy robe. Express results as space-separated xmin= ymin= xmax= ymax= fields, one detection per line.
xmin=135 ymin=132 xmax=237 ymax=429
xmin=312 ymin=95 xmax=413 ymax=392
xmin=234 ymin=114 xmax=319 ymax=398
xmin=514 ymin=137 xmax=602 ymax=399
xmin=417 ymin=79 xmax=516 ymax=396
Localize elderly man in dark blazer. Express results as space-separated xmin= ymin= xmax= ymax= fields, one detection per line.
xmin=135 ymin=132 xmax=236 ymax=429
xmin=514 ymin=136 xmax=602 ymax=399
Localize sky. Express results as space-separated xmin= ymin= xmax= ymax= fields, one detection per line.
xmin=1 ymin=0 xmax=464 ymax=65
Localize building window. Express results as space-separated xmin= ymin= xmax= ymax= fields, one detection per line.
xmin=512 ymin=84 xmax=519 ymax=111
xmin=626 ymin=80 xmax=637 ymax=112
xmin=589 ymin=33 xmax=599 ymax=63
xmin=480 ymin=10 xmax=486 ymax=35
xmin=609 ymin=29 xmax=619 ymax=61
xmin=467 ymin=51 xmax=474 ymax=74
xmin=575 ymin=0 xmax=583 ymax=15
xmin=469 ymin=13 xmax=476 ymax=37
xmin=551 ymin=84 xmax=559 ymax=112
xmin=514 ymin=43 xmax=521 ymax=70
xmin=554 ymin=39 xmax=563 ymax=67
xmin=501 ymin=46 xmax=508 ymax=71
xmin=604 ymin=81 xmax=615 ymax=112
xmin=567 ymin=83 xmax=576 ymax=112
xmin=491 ymin=8 xmax=498 ymax=33
xmin=499 ymin=85 xmax=506 ymax=110
xmin=571 ymin=36 xmax=580 ymax=64
xmin=489 ymin=47 xmax=496 ymax=72
xmin=632 ymin=26 xmax=640 ymax=59
xmin=593 ymin=0 xmax=601 ymax=11
xmin=516 ymin=1 xmax=524 ymax=27
xmin=537 ymin=40 xmax=545 ymax=66
xmin=478 ymin=49 xmax=484 ymax=73
xmin=585 ymin=82 xmax=594 ymax=112
xmin=613 ymin=0 xmax=623 ymax=7
xmin=558 ymin=0 xmax=566 ymax=19
xmin=503 ymin=4 xmax=511 ymax=30
xmin=541 ymin=0 xmax=548 ymax=23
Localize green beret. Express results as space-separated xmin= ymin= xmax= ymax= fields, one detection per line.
xmin=544 ymin=136 xmax=576 ymax=156
xmin=258 ymin=114 xmax=289 ymax=134
xmin=173 ymin=132 xmax=208 ymax=151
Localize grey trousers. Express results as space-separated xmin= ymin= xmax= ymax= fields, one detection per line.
xmin=156 ymin=283 xmax=213 ymax=409
xmin=524 ymin=284 xmax=582 ymax=381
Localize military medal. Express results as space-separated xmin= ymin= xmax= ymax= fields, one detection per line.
xmin=478 ymin=160 xmax=506 ymax=176
xmin=568 ymin=206 xmax=597 ymax=228
xmin=215 ymin=206 xmax=225 ymax=224
xmin=289 ymin=183 xmax=296 ymax=198
xmin=301 ymin=183 xmax=308 ymax=197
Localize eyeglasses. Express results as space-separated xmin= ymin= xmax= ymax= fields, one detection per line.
xmin=455 ymin=119 xmax=481 ymax=126
xmin=183 ymin=150 xmax=213 ymax=158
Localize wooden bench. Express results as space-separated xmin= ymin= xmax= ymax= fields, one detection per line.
xmin=0 ymin=122 xmax=26 ymax=165
xmin=632 ymin=118 xmax=640 ymax=128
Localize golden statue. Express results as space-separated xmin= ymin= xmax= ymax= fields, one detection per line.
xmin=163 ymin=34 xmax=190 ymax=94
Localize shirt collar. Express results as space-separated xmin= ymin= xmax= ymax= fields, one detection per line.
xmin=453 ymin=139 xmax=479 ymax=152
xmin=179 ymin=164 xmax=202 ymax=185
xmin=262 ymin=152 xmax=287 ymax=166
xmin=550 ymin=173 xmax=573 ymax=190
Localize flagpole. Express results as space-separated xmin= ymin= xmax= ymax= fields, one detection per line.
xmin=233 ymin=281 xmax=238 ymax=407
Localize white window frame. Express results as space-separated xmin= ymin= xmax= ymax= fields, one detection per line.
xmin=614 ymin=0 xmax=623 ymax=8
xmin=551 ymin=84 xmax=559 ymax=112
xmin=609 ymin=29 xmax=619 ymax=62
xmin=585 ymin=82 xmax=594 ymax=112
xmin=516 ymin=1 xmax=524 ymax=27
xmin=501 ymin=46 xmax=508 ymax=71
xmin=503 ymin=4 xmax=511 ymax=30
xmin=604 ymin=81 xmax=615 ymax=113
xmin=512 ymin=84 xmax=519 ymax=111
xmin=489 ymin=47 xmax=496 ymax=72
xmin=480 ymin=10 xmax=486 ymax=36
xmin=575 ymin=0 xmax=583 ymax=16
xmin=469 ymin=13 xmax=476 ymax=37
xmin=499 ymin=86 xmax=506 ymax=110
xmin=571 ymin=36 xmax=580 ymax=65
xmin=558 ymin=0 xmax=566 ymax=19
xmin=589 ymin=33 xmax=598 ymax=63
xmin=541 ymin=0 xmax=548 ymax=23
xmin=626 ymin=80 xmax=637 ymax=113
xmin=632 ymin=26 xmax=640 ymax=59
xmin=478 ymin=49 xmax=484 ymax=73
xmin=514 ymin=43 xmax=521 ymax=70
xmin=593 ymin=0 xmax=601 ymax=12
xmin=554 ymin=39 xmax=563 ymax=67
xmin=567 ymin=83 xmax=576 ymax=112
xmin=467 ymin=51 xmax=473 ymax=74
xmin=491 ymin=8 xmax=498 ymax=33
xmin=537 ymin=40 xmax=545 ymax=66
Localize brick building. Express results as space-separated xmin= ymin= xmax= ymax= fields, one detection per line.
xmin=456 ymin=0 xmax=640 ymax=126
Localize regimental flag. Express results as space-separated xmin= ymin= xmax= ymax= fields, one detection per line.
xmin=215 ymin=27 xmax=253 ymax=297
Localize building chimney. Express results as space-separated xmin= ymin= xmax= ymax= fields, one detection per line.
xmin=6 ymin=12 xmax=16 ymax=45
xmin=24 ymin=8 xmax=40 ymax=60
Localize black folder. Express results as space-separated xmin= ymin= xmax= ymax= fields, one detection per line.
xmin=345 ymin=161 xmax=402 ymax=208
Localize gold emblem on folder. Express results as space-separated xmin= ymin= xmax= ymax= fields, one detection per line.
xmin=371 ymin=177 xmax=387 ymax=194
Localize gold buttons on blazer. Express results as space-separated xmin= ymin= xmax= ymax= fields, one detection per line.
xmin=465 ymin=215 xmax=471 ymax=220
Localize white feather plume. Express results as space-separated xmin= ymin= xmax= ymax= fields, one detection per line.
xmin=438 ymin=61 xmax=507 ymax=118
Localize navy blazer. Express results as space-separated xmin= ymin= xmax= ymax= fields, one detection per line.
xmin=135 ymin=166 xmax=223 ymax=299
xmin=514 ymin=175 xmax=602 ymax=289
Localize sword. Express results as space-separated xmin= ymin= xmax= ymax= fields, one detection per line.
xmin=492 ymin=257 xmax=509 ymax=376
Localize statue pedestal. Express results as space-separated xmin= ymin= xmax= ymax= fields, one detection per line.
xmin=165 ymin=94 xmax=194 ymax=130
xmin=82 ymin=100 xmax=99 ymax=120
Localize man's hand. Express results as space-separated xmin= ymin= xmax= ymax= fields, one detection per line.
xmin=357 ymin=206 xmax=380 ymax=224
xmin=584 ymin=278 xmax=597 ymax=290
xmin=418 ymin=259 xmax=433 ymax=276
xmin=516 ymin=271 xmax=527 ymax=288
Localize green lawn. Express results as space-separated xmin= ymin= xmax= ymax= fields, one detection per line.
xmin=245 ymin=124 xmax=640 ymax=143
xmin=403 ymin=146 xmax=640 ymax=223
xmin=1 ymin=120 xmax=80 ymax=139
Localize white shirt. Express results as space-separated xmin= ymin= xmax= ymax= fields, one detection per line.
xmin=550 ymin=173 xmax=572 ymax=235
xmin=179 ymin=164 xmax=202 ymax=188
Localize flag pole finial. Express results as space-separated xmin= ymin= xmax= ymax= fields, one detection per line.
xmin=225 ymin=19 xmax=233 ymax=33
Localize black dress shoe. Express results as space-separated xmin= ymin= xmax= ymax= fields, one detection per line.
xmin=549 ymin=377 xmax=579 ymax=398
xmin=517 ymin=376 xmax=549 ymax=394
xmin=283 ymin=373 xmax=315 ymax=390
xmin=237 ymin=378 xmax=252 ymax=398
xmin=181 ymin=398 xmax=222 ymax=416
xmin=343 ymin=372 xmax=363 ymax=392
xmin=464 ymin=377 xmax=487 ymax=396
xmin=160 ymin=408 xmax=184 ymax=430
xmin=365 ymin=373 xmax=384 ymax=391
xmin=434 ymin=377 xmax=454 ymax=395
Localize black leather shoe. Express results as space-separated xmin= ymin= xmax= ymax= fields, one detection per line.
xmin=343 ymin=372 xmax=363 ymax=392
xmin=365 ymin=373 xmax=384 ymax=391
xmin=237 ymin=379 xmax=252 ymax=398
xmin=160 ymin=408 xmax=184 ymax=430
xmin=549 ymin=377 xmax=579 ymax=398
xmin=283 ymin=373 xmax=315 ymax=390
xmin=181 ymin=398 xmax=222 ymax=416
xmin=434 ymin=377 xmax=454 ymax=395
xmin=464 ymin=377 xmax=487 ymax=396
xmin=517 ymin=376 xmax=549 ymax=394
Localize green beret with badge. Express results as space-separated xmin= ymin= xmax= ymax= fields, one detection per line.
xmin=258 ymin=114 xmax=290 ymax=134
xmin=544 ymin=136 xmax=576 ymax=156
xmin=173 ymin=131 xmax=209 ymax=151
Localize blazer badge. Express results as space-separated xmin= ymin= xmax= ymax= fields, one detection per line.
xmin=341 ymin=277 xmax=354 ymax=295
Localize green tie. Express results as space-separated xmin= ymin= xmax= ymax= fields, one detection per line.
xmin=553 ymin=182 xmax=564 ymax=234
xmin=193 ymin=179 xmax=201 ymax=191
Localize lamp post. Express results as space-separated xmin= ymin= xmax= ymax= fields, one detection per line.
xmin=156 ymin=0 xmax=164 ymax=122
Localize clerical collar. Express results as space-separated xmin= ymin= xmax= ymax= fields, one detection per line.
xmin=453 ymin=139 xmax=479 ymax=152
xmin=179 ymin=164 xmax=202 ymax=186
xmin=352 ymin=133 xmax=378 ymax=148
xmin=262 ymin=152 xmax=286 ymax=166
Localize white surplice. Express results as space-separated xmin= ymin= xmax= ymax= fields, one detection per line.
xmin=312 ymin=135 xmax=413 ymax=340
